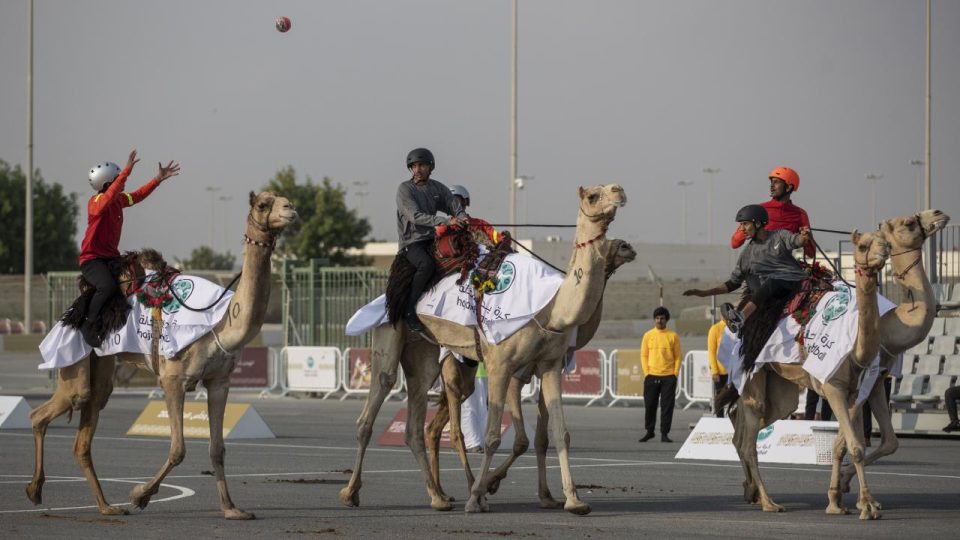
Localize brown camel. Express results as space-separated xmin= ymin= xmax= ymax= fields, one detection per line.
xmin=26 ymin=191 xmax=296 ymax=519
xmin=728 ymin=230 xmax=889 ymax=520
xmin=838 ymin=209 xmax=950 ymax=492
xmin=424 ymin=239 xmax=637 ymax=505
xmin=340 ymin=184 xmax=626 ymax=515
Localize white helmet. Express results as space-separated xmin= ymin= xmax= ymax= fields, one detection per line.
xmin=88 ymin=162 xmax=122 ymax=192
xmin=449 ymin=184 xmax=470 ymax=206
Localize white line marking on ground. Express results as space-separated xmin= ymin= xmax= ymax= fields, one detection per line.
xmin=0 ymin=476 xmax=194 ymax=514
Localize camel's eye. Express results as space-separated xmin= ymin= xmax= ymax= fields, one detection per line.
xmin=258 ymin=202 xmax=269 ymax=210
xmin=588 ymin=193 xmax=599 ymax=203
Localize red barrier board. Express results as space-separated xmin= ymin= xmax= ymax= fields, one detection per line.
xmin=229 ymin=346 xmax=270 ymax=388
xmin=377 ymin=407 xmax=512 ymax=448
xmin=562 ymin=350 xmax=602 ymax=395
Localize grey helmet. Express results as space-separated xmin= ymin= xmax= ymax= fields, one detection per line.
xmin=406 ymin=147 xmax=435 ymax=169
xmin=88 ymin=162 xmax=122 ymax=192
xmin=449 ymin=184 xmax=470 ymax=206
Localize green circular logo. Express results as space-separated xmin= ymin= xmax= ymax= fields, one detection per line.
xmin=163 ymin=278 xmax=195 ymax=315
xmin=821 ymin=285 xmax=851 ymax=323
xmin=306 ymin=356 xmax=315 ymax=368
xmin=487 ymin=261 xmax=516 ymax=295
xmin=756 ymin=425 xmax=775 ymax=442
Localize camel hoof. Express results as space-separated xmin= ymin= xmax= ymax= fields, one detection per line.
xmin=129 ymin=485 xmax=153 ymax=510
xmin=743 ymin=485 xmax=759 ymax=504
xmin=539 ymin=496 xmax=563 ymax=509
xmin=431 ymin=498 xmax=454 ymax=511
xmin=225 ymin=508 xmax=256 ymax=520
xmin=761 ymin=501 xmax=785 ymax=513
xmin=99 ymin=505 xmax=129 ymax=516
xmin=825 ymin=503 xmax=850 ymax=515
xmin=487 ymin=477 xmax=502 ymax=495
xmin=25 ymin=483 xmax=42 ymax=505
xmin=440 ymin=493 xmax=456 ymax=503
xmin=564 ymin=500 xmax=592 ymax=516
xmin=859 ymin=501 xmax=881 ymax=520
xmin=338 ymin=487 xmax=360 ymax=508
xmin=464 ymin=496 xmax=488 ymax=513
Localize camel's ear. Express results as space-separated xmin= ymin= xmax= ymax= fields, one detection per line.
xmin=578 ymin=186 xmax=586 ymax=199
xmin=851 ymin=229 xmax=861 ymax=243
xmin=249 ymin=191 xmax=257 ymax=207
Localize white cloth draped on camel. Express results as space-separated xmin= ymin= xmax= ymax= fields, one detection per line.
xmin=346 ymin=252 xmax=566 ymax=344
xmin=38 ymin=273 xmax=234 ymax=372
xmin=718 ymin=282 xmax=899 ymax=403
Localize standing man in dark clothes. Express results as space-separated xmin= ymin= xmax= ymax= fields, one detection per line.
xmin=396 ymin=147 xmax=468 ymax=333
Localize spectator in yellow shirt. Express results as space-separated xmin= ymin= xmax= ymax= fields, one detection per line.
xmin=707 ymin=320 xmax=730 ymax=418
xmin=640 ymin=307 xmax=682 ymax=443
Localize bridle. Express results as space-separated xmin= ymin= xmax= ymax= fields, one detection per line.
xmin=577 ymin=187 xmax=624 ymax=249
xmin=244 ymin=199 xmax=281 ymax=250
xmin=887 ymin=214 xmax=927 ymax=281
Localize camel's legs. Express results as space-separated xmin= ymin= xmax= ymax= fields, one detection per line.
xmin=72 ymin=355 xmax=128 ymax=515
xmin=539 ymin=367 xmax=590 ymax=515
xmin=486 ymin=376 xmax=530 ymax=497
xmin=534 ymin=383 xmax=562 ymax=509
xmin=728 ymin=401 xmax=759 ymax=504
xmin=464 ymin=366 xmax=511 ymax=513
xmin=26 ymin=357 xmax=92 ymax=505
xmin=129 ymin=372 xmax=186 ymax=511
xmin=399 ymin=347 xmax=450 ymax=511
xmin=731 ymin=370 xmax=787 ymax=512
xmin=340 ymin=327 xmax=403 ymax=508
xmin=205 ymin=376 xmax=255 ymax=520
xmin=840 ymin=377 xmax=898 ymax=494
xmin=426 ymin=357 xmax=477 ymax=502
xmin=822 ymin=383 xmax=880 ymax=519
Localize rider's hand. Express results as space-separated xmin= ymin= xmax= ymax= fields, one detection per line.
xmin=450 ymin=216 xmax=469 ymax=228
xmin=125 ymin=149 xmax=140 ymax=171
xmin=157 ymin=160 xmax=181 ymax=182
xmin=798 ymin=226 xmax=812 ymax=245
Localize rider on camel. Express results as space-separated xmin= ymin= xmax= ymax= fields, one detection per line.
xmin=78 ymin=150 xmax=181 ymax=347
xmin=396 ymin=147 xmax=468 ymax=333
xmin=436 ymin=184 xmax=501 ymax=247
xmin=730 ymin=166 xmax=816 ymax=258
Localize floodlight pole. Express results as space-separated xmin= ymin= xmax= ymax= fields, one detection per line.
xmin=24 ymin=0 xmax=34 ymax=333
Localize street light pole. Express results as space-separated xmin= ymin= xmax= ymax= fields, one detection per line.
xmin=702 ymin=168 xmax=720 ymax=244
xmin=865 ymin=173 xmax=883 ymax=227
xmin=24 ymin=0 xmax=34 ymax=333
xmin=509 ymin=0 xmax=518 ymax=239
xmin=924 ymin=0 xmax=937 ymax=283
xmin=205 ymin=186 xmax=220 ymax=248
xmin=910 ymin=159 xmax=924 ymax=213
xmin=677 ymin=181 xmax=693 ymax=244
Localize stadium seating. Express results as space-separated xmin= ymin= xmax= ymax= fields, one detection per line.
xmin=891 ymin=374 xmax=929 ymax=404
xmin=930 ymin=336 xmax=959 ymax=356
xmin=912 ymin=374 xmax=957 ymax=405
xmin=944 ymin=318 xmax=960 ymax=336
xmin=915 ymin=354 xmax=943 ymax=375
xmin=944 ymin=355 xmax=960 ymax=375
xmin=906 ymin=338 xmax=931 ymax=356
xmin=929 ymin=318 xmax=947 ymax=336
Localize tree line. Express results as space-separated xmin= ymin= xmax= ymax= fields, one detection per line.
xmin=0 ymin=160 xmax=371 ymax=273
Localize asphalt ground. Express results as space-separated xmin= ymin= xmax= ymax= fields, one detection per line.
xmin=2 ymin=352 xmax=959 ymax=539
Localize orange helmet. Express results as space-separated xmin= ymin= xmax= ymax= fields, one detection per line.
xmin=769 ymin=166 xmax=799 ymax=192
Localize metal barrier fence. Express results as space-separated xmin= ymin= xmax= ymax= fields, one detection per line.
xmin=46 ymin=271 xmax=80 ymax=329
xmin=281 ymin=262 xmax=388 ymax=350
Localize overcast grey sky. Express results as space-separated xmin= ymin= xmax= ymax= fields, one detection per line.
xmin=1 ymin=1 xmax=957 ymax=262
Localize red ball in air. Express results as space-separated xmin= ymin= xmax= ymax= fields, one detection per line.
xmin=276 ymin=16 xmax=291 ymax=33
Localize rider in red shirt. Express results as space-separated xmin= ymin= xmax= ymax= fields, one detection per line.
xmin=78 ymin=149 xmax=180 ymax=346
xmin=729 ymin=166 xmax=815 ymax=259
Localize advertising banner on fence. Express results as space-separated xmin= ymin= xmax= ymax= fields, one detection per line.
xmin=562 ymin=350 xmax=603 ymax=396
xmin=615 ymin=349 xmax=644 ymax=397
xmin=688 ymin=351 xmax=713 ymax=400
xmin=230 ymin=346 xmax=270 ymax=388
xmin=346 ymin=348 xmax=372 ymax=391
xmin=675 ymin=417 xmax=840 ymax=465
xmin=285 ymin=346 xmax=338 ymax=391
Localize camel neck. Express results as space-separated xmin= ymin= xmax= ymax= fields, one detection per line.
xmin=216 ymin=223 xmax=275 ymax=350
xmin=851 ymin=271 xmax=881 ymax=368
xmin=544 ymin=224 xmax=608 ymax=331
xmin=880 ymin=249 xmax=934 ymax=353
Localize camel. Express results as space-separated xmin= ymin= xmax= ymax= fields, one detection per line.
xmin=26 ymin=191 xmax=296 ymax=519
xmin=424 ymin=239 xmax=637 ymax=505
xmin=340 ymin=184 xmax=626 ymax=515
xmin=728 ymin=230 xmax=889 ymax=520
xmin=838 ymin=209 xmax=950 ymax=492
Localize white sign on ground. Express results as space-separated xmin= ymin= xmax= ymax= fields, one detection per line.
xmin=0 ymin=396 xmax=32 ymax=429
xmin=127 ymin=401 xmax=274 ymax=439
xmin=675 ymin=417 xmax=840 ymax=465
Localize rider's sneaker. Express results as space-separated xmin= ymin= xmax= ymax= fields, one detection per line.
xmin=404 ymin=312 xmax=426 ymax=334
xmin=720 ymin=303 xmax=744 ymax=335
xmin=79 ymin=321 xmax=102 ymax=348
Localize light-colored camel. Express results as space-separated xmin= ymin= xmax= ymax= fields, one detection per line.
xmin=339 ymin=184 xmax=626 ymax=515
xmin=26 ymin=191 xmax=296 ymax=519
xmin=838 ymin=209 xmax=950 ymax=492
xmin=424 ymin=239 xmax=637 ymax=504
xmin=728 ymin=230 xmax=889 ymax=520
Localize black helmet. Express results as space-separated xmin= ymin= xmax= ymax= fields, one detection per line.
xmin=406 ymin=148 xmax=435 ymax=169
xmin=735 ymin=204 xmax=768 ymax=226
xmin=653 ymin=306 xmax=670 ymax=320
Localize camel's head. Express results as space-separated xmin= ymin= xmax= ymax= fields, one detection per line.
xmin=578 ymin=184 xmax=627 ymax=225
xmin=248 ymin=191 xmax=298 ymax=233
xmin=603 ymin=239 xmax=637 ymax=279
xmin=880 ymin=209 xmax=950 ymax=250
xmin=851 ymin=230 xmax=889 ymax=274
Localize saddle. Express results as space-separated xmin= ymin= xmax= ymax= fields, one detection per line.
xmin=60 ymin=253 xmax=144 ymax=336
